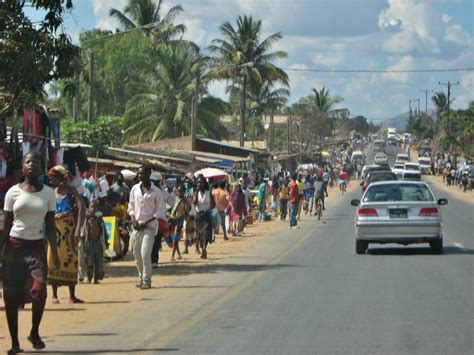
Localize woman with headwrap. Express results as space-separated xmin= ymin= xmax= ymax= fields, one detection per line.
xmin=229 ymin=182 xmax=247 ymax=236
xmin=47 ymin=165 xmax=86 ymax=304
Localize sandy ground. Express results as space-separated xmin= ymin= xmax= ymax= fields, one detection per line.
xmin=0 ymin=182 xmax=356 ymax=352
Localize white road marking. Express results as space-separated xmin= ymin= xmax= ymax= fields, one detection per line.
xmin=453 ymin=242 xmax=466 ymax=250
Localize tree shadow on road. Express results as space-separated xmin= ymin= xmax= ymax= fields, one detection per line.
xmin=106 ymin=262 xmax=303 ymax=278
xmin=26 ymin=348 xmax=179 ymax=354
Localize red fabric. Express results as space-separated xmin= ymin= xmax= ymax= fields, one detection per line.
xmin=289 ymin=180 xmax=299 ymax=204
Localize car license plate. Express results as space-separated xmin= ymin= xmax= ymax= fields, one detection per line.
xmin=390 ymin=208 xmax=408 ymax=218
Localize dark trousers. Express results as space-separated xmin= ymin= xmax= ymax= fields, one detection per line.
xmin=290 ymin=202 xmax=298 ymax=227
xmin=280 ymin=199 xmax=288 ymax=220
xmin=151 ymin=234 xmax=161 ymax=265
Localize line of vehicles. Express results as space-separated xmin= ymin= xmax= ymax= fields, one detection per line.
xmin=350 ymin=136 xmax=447 ymax=255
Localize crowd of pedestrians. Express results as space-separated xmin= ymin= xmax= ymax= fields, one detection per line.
xmin=0 ymin=151 xmax=355 ymax=353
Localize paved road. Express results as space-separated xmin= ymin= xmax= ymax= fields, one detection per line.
xmin=45 ymin=145 xmax=473 ymax=354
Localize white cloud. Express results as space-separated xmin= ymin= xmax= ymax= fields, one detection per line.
xmin=445 ymin=24 xmax=472 ymax=45
xmin=441 ymin=14 xmax=452 ymax=23
xmin=311 ymin=52 xmax=344 ymax=66
xmin=91 ymin=0 xmax=128 ymax=30
xmin=182 ymin=18 xmax=207 ymax=46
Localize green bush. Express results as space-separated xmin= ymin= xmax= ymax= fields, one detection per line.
xmin=62 ymin=116 xmax=124 ymax=155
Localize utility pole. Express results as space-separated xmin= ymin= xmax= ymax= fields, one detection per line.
xmin=438 ymin=81 xmax=459 ymax=142
xmin=72 ymin=55 xmax=81 ymax=123
xmin=87 ymin=52 xmax=94 ymax=123
xmin=287 ymin=113 xmax=291 ymax=154
xmin=417 ymin=99 xmax=420 ymax=116
xmin=191 ymin=74 xmax=200 ymax=151
xmin=420 ymin=89 xmax=434 ymax=118
xmin=409 ymin=100 xmax=413 ymax=118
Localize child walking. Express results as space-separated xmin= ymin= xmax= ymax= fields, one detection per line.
xmin=169 ymin=185 xmax=187 ymax=261
xmin=84 ymin=201 xmax=106 ymax=284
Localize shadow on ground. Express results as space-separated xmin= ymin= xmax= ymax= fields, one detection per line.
xmin=367 ymin=246 xmax=474 ymax=255
xmin=106 ymin=262 xmax=303 ymax=278
xmin=25 ymin=348 xmax=178 ymax=354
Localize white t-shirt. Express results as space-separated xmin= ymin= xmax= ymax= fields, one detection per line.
xmin=196 ymin=190 xmax=211 ymax=212
xmin=4 ymin=184 xmax=56 ymax=240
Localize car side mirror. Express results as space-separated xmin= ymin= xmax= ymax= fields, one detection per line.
xmin=437 ymin=198 xmax=448 ymax=206
xmin=359 ymin=181 xmax=364 ymax=186
xmin=351 ymin=199 xmax=360 ymax=206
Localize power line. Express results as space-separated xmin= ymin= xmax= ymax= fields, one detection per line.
xmin=282 ymin=67 xmax=474 ymax=73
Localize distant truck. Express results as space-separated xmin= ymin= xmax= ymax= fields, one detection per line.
xmin=387 ymin=127 xmax=397 ymax=136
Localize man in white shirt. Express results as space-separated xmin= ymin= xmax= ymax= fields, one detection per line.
xmin=128 ymin=166 xmax=165 ymax=289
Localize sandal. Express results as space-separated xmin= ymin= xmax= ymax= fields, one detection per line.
xmin=27 ymin=335 xmax=46 ymax=350
xmin=52 ymin=298 xmax=59 ymax=304
xmin=68 ymin=297 xmax=85 ymax=304
xmin=7 ymin=345 xmax=24 ymax=354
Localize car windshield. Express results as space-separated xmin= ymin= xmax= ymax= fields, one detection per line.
xmin=405 ymin=164 xmax=420 ymax=171
xmin=363 ymin=184 xmax=434 ymax=202
xmin=397 ymin=155 xmax=409 ymax=161
xmin=393 ymin=164 xmax=404 ymax=169
xmin=368 ymin=173 xmax=396 ymax=183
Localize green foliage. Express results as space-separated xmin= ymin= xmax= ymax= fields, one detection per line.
xmin=210 ymin=15 xmax=289 ymax=145
xmin=123 ymin=41 xmax=229 ymax=143
xmin=405 ymin=113 xmax=434 ymax=140
xmin=0 ymin=0 xmax=77 ymax=114
xmin=349 ymin=116 xmax=370 ymax=135
xmin=62 ymin=116 xmax=124 ymax=154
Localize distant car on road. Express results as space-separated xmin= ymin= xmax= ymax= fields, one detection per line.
xmin=419 ymin=146 xmax=432 ymax=157
xmin=403 ymin=163 xmax=421 ymax=181
xmin=374 ymin=153 xmax=389 ymax=166
xmin=387 ymin=137 xmax=398 ymax=146
xmin=361 ymin=171 xmax=397 ymax=191
xmin=373 ymin=139 xmax=386 ymax=152
xmin=362 ymin=164 xmax=391 ymax=180
xmin=351 ymin=181 xmax=447 ymax=254
xmin=396 ymin=153 xmax=410 ymax=163
xmin=391 ymin=162 xmax=405 ymax=179
xmin=418 ymin=157 xmax=432 ymax=174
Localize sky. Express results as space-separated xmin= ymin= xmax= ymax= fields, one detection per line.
xmin=26 ymin=0 xmax=474 ymax=122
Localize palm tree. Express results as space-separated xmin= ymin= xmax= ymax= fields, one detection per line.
xmin=210 ymin=15 xmax=289 ymax=147
xmin=311 ymin=86 xmax=349 ymax=117
xmin=123 ymin=41 xmax=228 ymax=143
xmin=109 ymin=0 xmax=185 ymax=39
xmin=431 ymin=92 xmax=448 ymax=131
xmin=248 ymin=82 xmax=289 ymax=151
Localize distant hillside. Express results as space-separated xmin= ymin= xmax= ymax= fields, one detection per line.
xmin=380 ymin=112 xmax=410 ymax=130
xmin=378 ymin=110 xmax=435 ymax=130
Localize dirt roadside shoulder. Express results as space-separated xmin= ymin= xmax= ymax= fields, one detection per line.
xmin=0 ymin=181 xmax=357 ymax=352
xmin=407 ymin=146 xmax=473 ymax=203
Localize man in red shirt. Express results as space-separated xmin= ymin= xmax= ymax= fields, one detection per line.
xmin=289 ymin=173 xmax=300 ymax=229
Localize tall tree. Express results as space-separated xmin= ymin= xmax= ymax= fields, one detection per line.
xmin=210 ymin=15 xmax=289 ymax=147
xmin=109 ymin=0 xmax=185 ymax=39
xmin=123 ymin=41 xmax=228 ymax=143
xmin=431 ymin=92 xmax=448 ymax=132
xmin=248 ymin=82 xmax=289 ymax=151
xmin=0 ymin=0 xmax=77 ymax=117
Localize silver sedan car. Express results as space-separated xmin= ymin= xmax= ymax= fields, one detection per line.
xmin=351 ymin=181 xmax=447 ymax=254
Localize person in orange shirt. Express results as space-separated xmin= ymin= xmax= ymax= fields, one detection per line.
xmin=289 ymin=173 xmax=300 ymax=229
xmin=212 ymin=180 xmax=229 ymax=240
xmin=278 ymin=180 xmax=289 ymax=220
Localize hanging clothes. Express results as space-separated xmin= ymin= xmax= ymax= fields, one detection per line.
xmin=22 ymin=108 xmax=42 ymax=145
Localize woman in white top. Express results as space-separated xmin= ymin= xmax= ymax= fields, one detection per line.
xmin=1 ymin=152 xmax=60 ymax=354
xmin=193 ymin=176 xmax=215 ymax=259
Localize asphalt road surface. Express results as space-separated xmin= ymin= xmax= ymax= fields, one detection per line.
xmin=47 ymin=145 xmax=473 ymax=354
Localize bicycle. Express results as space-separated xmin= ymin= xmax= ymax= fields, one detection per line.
xmin=314 ymin=197 xmax=323 ymax=220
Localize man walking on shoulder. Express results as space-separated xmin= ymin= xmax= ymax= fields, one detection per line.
xmin=128 ymin=165 xmax=165 ymax=290
xmin=289 ymin=173 xmax=300 ymax=229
